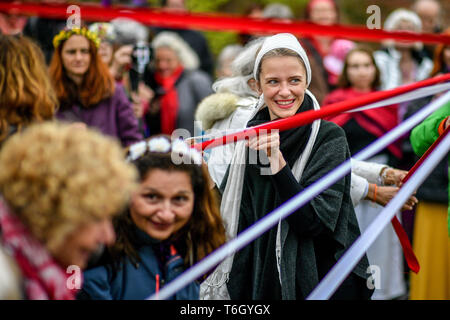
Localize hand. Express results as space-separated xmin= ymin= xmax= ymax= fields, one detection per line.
xmin=382 ymin=168 xmax=408 ymax=186
xmin=110 ymin=45 xmax=133 ymax=78
xmin=445 ymin=117 xmax=450 ymax=131
xmin=367 ymin=185 xmax=418 ymax=211
xmin=246 ymin=130 xmax=286 ymax=174
xmin=138 ymin=82 xmax=154 ymax=104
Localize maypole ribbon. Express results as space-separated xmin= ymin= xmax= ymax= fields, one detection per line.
xmin=193 ymin=73 xmax=450 ymax=151
xmin=307 ymin=125 xmax=450 ymax=299
xmin=190 ymin=82 xmax=450 ymax=143
xmin=148 ymin=91 xmax=450 ymax=301
xmin=1 ymin=2 xmax=450 ymax=45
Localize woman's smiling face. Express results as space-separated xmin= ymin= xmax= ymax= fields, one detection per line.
xmin=257 ymin=55 xmax=308 ymax=120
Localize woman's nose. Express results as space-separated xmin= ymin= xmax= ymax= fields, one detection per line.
xmin=155 ymin=201 xmax=176 ymax=222
xmin=75 ymin=51 xmax=83 ymax=60
xmin=279 ymin=82 xmax=290 ymax=96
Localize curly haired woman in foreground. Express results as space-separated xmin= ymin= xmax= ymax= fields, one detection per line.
xmin=0 ymin=122 xmax=137 ymax=299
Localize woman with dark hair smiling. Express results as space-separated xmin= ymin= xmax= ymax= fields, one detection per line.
xmin=79 ymin=135 xmax=226 ymax=300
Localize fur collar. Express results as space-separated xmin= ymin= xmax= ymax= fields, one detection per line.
xmin=195 ymin=93 xmax=240 ymax=131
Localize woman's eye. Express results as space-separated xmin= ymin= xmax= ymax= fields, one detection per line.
xmin=81 ymin=49 xmax=90 ymax=54
xmin=144 ymin=194 xmax=158 ymax=201
xmin=268 ymin=80 xmax=277 ymax=85
xmin=290 ymin=78 xmax=301 ymax=84
xmin=173 ymin=196 xmax=188 ymax=203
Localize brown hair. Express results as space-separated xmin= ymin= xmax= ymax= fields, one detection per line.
xmin=431 ymin=27 xmax=450 ymax=76
xmin=111 ymin=136 xmax=226 ymax=272
xmin=0 ymin=34 xmax=57 ymax=144
xmin=48 ymin=32 xmax=115 ymax=108
xmin=337 ymin=46 xmax=381 ymax=89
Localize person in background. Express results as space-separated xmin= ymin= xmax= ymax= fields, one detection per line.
xmin=195 ymin=37 xmax=265 ymax=190
xmin=143 ymin=31 xmax=213 ymax=136
xmin=152 ymin=0 xmax=214 ymax=78
xmin=0 ymin=122 xmax=137 ymax=299
xmin=411 ymin=0 xmax=443 ymax=60
xmin=407 ymin=89 xmax=450 ymax=299
xmin=91 ymin=19 xmax=154 ymax=137
xmin=299 ymin=0 xmax=341 ymax=104
xmin=0 ymin=34 xmax=56 ymax=148
xmin=0 ymin=0 xmax=27 ymax=35
xmin=23 ymin=0 xmax=68 ymax=64
xmin=49 ymin=27 xmax=142 ymax=147
xmin=323 ymin=39 xmax=355 ymax=90
xmin=78 ymin=135 xmax=226 ymax=300
xmin=323 ymin=46 xmax=411 ymax=300
xmin=237 ymin=3 xmax=264 ymax=45
xmin=262 ymin=3 xmax=294 ymax=20
xmin=374 ymin=9 xmax=433 ymax=94
xmin=215 ymin=44 xmax=244 ymax=79
xmin=88 ymin=22 xmax=119 ymax=73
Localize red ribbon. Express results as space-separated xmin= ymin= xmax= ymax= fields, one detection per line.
xmin=1 ymin=2 xmax=450 ymax=45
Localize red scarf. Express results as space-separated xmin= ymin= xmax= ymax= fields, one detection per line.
xmin=0 ymin=199 xmax=78 ymax=300
xmin=154 ymin=66 xmax=184 ymax=134
xmin=323 ymin=88 xmax=402 ymax=159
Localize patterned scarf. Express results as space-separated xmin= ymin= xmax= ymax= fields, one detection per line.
xmin=154 ymin=66 xmax=184 ymax=134
xmin=0 ymin=199 xmax=78 ymax=300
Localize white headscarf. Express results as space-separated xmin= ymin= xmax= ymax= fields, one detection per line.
xmin=253 ymin=33 xmax=312 ymax=87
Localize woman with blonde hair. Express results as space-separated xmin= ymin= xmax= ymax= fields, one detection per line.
xmin=0 ymin=34 xmax=57 ymax=146
xmin=79 ymin=135 xmax=226 ymax=299
xmin=0 ymin=122 xmax=137 ymax=299
xmin=49 ymin=27 xmax=142 ymax=147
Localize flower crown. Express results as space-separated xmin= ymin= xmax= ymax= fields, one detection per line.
xmin=53 ymin=27 xmax=101 ymax=49
xmin=126 ymin=136 xmax=203 ymax=166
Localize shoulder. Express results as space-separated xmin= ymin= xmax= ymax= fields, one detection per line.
xmin=111 ymin=82 xmax=128 ymax=99
xmin=79 ymin=264 xmax=115 ymax=300
xmin=182 ymin=69 xmax=212 ymax=84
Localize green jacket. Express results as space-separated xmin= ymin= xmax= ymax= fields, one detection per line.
xmin=410 ymin=101 xmax=450 ymax=235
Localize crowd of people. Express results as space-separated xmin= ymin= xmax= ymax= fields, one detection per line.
xmin=0 ymin=0 xmax=449 ymax=301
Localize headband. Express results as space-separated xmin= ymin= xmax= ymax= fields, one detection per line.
xmin=253 ymin=33 xmax=312 ymax=86
xmin=53 ymin=27 xmax=101 ymax=49
xmin=126 ymin=136 xmax=203 ymax=166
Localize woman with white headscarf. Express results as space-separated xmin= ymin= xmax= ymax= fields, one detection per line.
xmin=200 ymin=33 xmax=372 ymax=300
